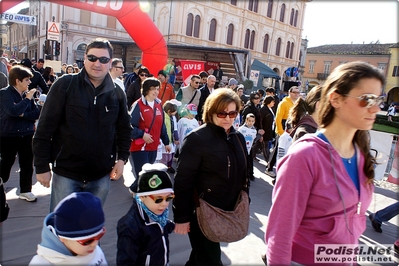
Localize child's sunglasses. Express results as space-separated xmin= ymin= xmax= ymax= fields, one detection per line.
xmin=345 ymin=94 xmax=385 ymax=108
xmin=77 ymin=227 xmax=106 ymax=246
xmin=86 ymin=54 xmax=111 ymax=64
xmin=148 ymin=194 xmax=175 ymax=204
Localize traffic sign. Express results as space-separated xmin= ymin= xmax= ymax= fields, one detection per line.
xmin=47 ymin=22 xmax=60 ymax=41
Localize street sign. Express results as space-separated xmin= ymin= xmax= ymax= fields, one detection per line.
xmin=47 ymin=22 xmax=60 ymax=41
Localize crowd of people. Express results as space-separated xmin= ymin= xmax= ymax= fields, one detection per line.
xmin=1 ymin=39 xmax=398 ymax=265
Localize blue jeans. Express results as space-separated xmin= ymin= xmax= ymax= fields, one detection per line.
xmin=373 ymin=202 xmax=399 ymax=224
xmin=129 ymin=150 xmax=157 ymax=192
xmin=50 ymin=173 xmax=110 ymax=212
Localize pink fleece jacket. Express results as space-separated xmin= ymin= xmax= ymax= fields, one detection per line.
xmin=265 ymin=134 xmax=373 ymax=265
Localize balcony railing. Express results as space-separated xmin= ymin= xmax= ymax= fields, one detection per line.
xmin=317 ymin=73 xmax=329 ymax=80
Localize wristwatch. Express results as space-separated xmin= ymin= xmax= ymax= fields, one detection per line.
xmin=118 ymin=158 xmax=128 ymax=165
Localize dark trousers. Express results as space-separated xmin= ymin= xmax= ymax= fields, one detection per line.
xmin=0 ymin=135 xmax=34 ymax=193
xmin=186 ymin=212 xmax=223 ymax=266
xmin=266 ymin=135 xmax=279 ymax=172
xmin=129 ymin=150 xmax=157 ymax=192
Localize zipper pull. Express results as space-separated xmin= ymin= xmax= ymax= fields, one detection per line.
xmin=105 ymin=106 xmax=109 ymax=112
xmin=94 ymin=96 xmax=97 ymax=105
xmin=357 ymin=202 xmax=361 ymax=215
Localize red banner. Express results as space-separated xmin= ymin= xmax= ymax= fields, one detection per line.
xmin=176 ymin=60 xmax=204 ymax=86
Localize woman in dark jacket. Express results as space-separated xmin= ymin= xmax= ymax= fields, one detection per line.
xmin=173 ymin=88 xmax=250 ymax=265
xmin=289 ymin=85 xmax=322 ymax=142
xmin=0 ymin=65 xmax=40 ymax=202
xmin=126 ymin=66 xmax=150 ymax=110
xmin=241 ymin=92 xmax=266 ymax=164
xmin=259 ymin=95 xmax=276 ymax=162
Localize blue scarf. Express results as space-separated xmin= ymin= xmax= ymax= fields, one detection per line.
xmin=136 ymin=195 xmax=169 ymax=229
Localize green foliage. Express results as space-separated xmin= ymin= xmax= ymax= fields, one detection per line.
xmin=242 ymin=79 xmax=254 ymax=92
xmin=374 ymin=114 xmax=399 ymax=134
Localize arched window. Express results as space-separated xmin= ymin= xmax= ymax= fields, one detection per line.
xmin=286 ymin=41 xmax=290 ymax=58
xmin=194 ymin=15 xmax=201 ymax=38
xmin=267 ymin=0 xmax=273 ymax=18
xmin=186 ymin=13 xmax=193 ymax=36
xmin=231 ymin=0 xmax=237 ymax=5
xmin=248 ymin=0 xmax=259 ymax=12
xmin=290 ymin=8 xmax=294 ymax=25
xmin=244 ymin=29 xmax=250 ymax=48
xmin=209 ymin=19 xmax=217 ymax=41
xmin=276 ymin=37 xmax=281 ymax=56
xmin=294 ymin=10 xmax=299 ymax=27
xmin=280 ymin=4 xmax=285 ymax=22
xmin=227 ymin=24 xmax=234 ymax=45
xmin=290 ymin=42 xmax=294 ymax=59
xmin=263 ymin=34 xmax=269 ymax=53
xmin=77 ymin=43 xmax=87 ymax=51
xmin=250 ymin=30 xmax=255 ymax=50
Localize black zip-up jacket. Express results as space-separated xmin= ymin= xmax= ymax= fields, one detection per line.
xmin=173 ymin=123 xmax=249 ymax=223
xmin=117 ymin=199 xmax=175 ymax=266
xmin=32 ymin=69 xmax=132 ymax=182
xmin=0 ymin=85 xmax=40 ymax=137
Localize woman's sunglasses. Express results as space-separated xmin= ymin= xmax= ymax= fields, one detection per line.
xmin=139 ymin=73 xmax=149 ymax=77
xmin=148 ymin=194 xmax=175 ymax=204
xmin=77 ymin=227 xmax=106 ymax=246
xmin=345 ymin=94 xmax=385 ymax=108
xmin=87 ymin=55 xmax=110 ymax=64
xmin=216 ymin=111 xmax=238 ymax=118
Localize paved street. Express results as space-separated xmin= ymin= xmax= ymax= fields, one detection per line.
xmin=1 ymin=154 xmax=398 ymax=265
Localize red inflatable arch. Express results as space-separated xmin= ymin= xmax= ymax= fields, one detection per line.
xmin=1 ymin=0 xmax=168 ymax=74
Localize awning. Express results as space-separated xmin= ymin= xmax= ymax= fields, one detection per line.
xmin=251 ymin=59 xmax=280 ymax=79
xmin=19 ymin=46 xmax=27 ymax=53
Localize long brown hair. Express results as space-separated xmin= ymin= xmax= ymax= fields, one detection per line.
xmin=289 ymin=85 xmax=322 ymax=128
xmin=318 ymin=61 xmax=385 ymax=182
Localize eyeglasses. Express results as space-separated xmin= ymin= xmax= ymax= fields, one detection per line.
xmin=86 ymin=55 xmax=111 ymax=64
xmin=115 ymin=66 xmax=124 ymax=71
xmin=139 ymin=73 xmax=148 ymax=77
xmin=76 ymin=227 xmax=106 ymax=246
xmin=216 ymin=111 xmax=238 ymax=118
xmin=290 ymin=91 xmax=300 ymax=94
xmin=193 ymin=81 xmax=200 ymax=84
xmin=148 ymin=194 xmax=175 ymax=204
xmin=345 ymin=94 xmax=385 ymax=108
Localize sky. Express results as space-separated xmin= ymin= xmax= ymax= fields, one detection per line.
xmin=302 ymin=1 xmax=399 ymax=47
xmin=2 ymin=0 xmax=398 ymax=48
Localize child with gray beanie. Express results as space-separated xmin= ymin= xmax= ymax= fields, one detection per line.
xmin=29 ymin=192 xmax=107 ymax=265
xmin=117 ymin=163 xmax=175 ymax=265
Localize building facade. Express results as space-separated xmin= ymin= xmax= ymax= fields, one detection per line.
xmin=302 ymin=43 xmax=398 ymax=102
xmin=3 ymin=0 xmax=309 ymax=87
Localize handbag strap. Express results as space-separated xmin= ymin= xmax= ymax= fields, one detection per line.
xmin=187 ymin=90 xmax=198 ymax=105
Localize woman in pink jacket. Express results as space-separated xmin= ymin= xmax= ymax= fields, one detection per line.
xmin=265 ymin=61 xmax=385 ymax=265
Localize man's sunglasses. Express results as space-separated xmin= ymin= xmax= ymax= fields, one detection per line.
xmin=345 ymin=94 xmax=385 ymax=108
xmin=77 ymin=227 xmax=106 ymax=246
xmin=148 ymin=194 xmax=175 ymax=204
xmin=216 ymin=111 xmax=238 ymax=118
xmin=87 ymin=55 xmax=111 ymax=64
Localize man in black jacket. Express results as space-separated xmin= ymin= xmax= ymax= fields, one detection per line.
xmin=20 ymin=58 xmax=49 ymax=94
xmin=32 ymin=38 xmax=132 ymax=211
xmin=196 ymin=75 xmax=216 ymax=123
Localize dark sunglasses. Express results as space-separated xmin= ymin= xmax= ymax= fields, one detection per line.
xmin=148 ymin=194 xmax=175 ymax=204
xmin=345 ymin=94 xmax=385 ymax=108
xmin=115 ymin=66 xmax=124 ymax=70
xmin=193 ymin=81 xmax=200 ymax=84
xmin=253 ymin=97 xmax=260 ymax=100
xmin=139 ymin=73 xmax=148 ymax=77
xmin=216 ymin=111 xmax=238 ymax=118
xmin=77 ymin=227 xmax=106 ymax=246
xmin=86 ymin=55 xmax=110 ymax=64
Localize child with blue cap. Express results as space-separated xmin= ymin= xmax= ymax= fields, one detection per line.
xmin=29 ymin=192 xmax=107 ymax=265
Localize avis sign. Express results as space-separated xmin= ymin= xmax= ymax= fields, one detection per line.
xmin=47 ymin=22 xmax=60 ymax=41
